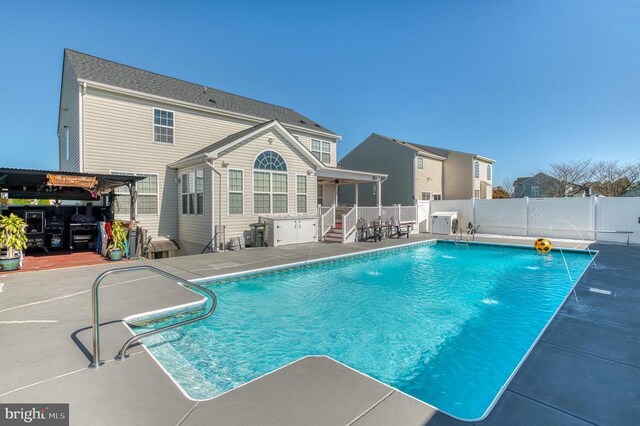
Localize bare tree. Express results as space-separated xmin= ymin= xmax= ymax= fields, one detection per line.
xmin=501 ymin=178 xmax=514 ymax=197
xmin=539 ymin=159 xmax=596 ymax=197
xmin=591 ymin=160 xmax=640 ymax=196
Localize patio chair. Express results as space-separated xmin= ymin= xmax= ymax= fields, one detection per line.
xmin=390 ymin=216 xmax=411 ymax=239
xmin=358 ymin=218 xmax=379 ymax=242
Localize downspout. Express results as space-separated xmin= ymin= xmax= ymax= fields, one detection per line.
xmin=79 ymin=82 xmax=87 ymax=172
xmin=205 ymin=157 xmax=223 ymax=251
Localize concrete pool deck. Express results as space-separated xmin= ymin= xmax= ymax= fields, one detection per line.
xmin=0 ymin=235 xmax=638 ymax=425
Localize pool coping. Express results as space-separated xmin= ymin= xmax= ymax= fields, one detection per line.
xmin=126 ymin=238 xmax=599 ymax=422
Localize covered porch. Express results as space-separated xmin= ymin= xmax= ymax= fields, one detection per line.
xmin=315 ymin=167 xmax=417 ymax=243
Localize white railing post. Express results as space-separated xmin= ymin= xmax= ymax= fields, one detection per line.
xmin=524 ymin=197 xmax=529 ymax=237
xmin=341 ymin=214 xmax=346 ymax=241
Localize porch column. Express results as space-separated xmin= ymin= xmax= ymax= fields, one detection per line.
xmin=354 ymin=183 xmax=359 ymax=206
xmin=377 ymin=180 xmax=382 ymax=216
xmin=128 ymin=183 xmax=137 ymax=221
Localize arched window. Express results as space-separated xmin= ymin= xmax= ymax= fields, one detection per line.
xmin=487 ymin=164 xmax=492 ymax=180
xmin=253 ymin=151 xmax=288 ymax=214
xmin=254 ymin=150 xmax=287 ymax=171
xmin=474 ymin=161 xmax=480 ymax=178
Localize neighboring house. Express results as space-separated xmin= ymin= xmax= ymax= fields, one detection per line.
xmin=513 ymin=173 xmax=590 ymax=198
xmin=338 ymin=133 xmax=495 ymax=205
xmin=58 ymin=49 xmax=385 ymax=253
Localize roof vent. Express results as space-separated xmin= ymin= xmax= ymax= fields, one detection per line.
xmin=299 ymin=120 xmax=306 ymax=124
xmin=314 ymin=123 xmax=320 ymax=127
xmin=209 ymin=99 xmax=216 ymax=104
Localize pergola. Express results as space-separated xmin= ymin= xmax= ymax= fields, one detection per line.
xmin=0 ymin=167 xmax=144 ymax=220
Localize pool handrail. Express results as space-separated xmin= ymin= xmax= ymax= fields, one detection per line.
xmin=89 ymin=265 xmax=217 ymax=368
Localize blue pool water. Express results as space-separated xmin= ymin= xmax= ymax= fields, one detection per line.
xmin=134 ymin=241 xmax=593 ymax=420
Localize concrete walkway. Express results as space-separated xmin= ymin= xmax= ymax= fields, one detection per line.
xmin=0 ymin=235 xmax=638 ymax=425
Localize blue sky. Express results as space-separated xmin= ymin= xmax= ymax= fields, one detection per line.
xmin=1 ymin=0 xmax=638 ymax=185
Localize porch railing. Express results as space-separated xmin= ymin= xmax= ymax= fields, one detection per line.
xmin=318 ymin=206 xmax=335 ymax=239
xmin=353 ymin=205 xmax=418 ymax=224
xmin=342 ymin=207 xmax=358 ymax=241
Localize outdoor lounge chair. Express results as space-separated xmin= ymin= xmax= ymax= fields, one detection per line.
xmin=390 ymin=216 xmax=411 ymax=239
xmin=358 ymin=218 xmax=379 ymax=242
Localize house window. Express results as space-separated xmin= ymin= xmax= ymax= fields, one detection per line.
xmin=421 ymin=191 xmax=431 ymax=200
xmin=137 ymin=173 xmax=159 ymax=214
xmin=253 ymin=151 xmax=288 ymax=214
xmin=317 ymin=184 xmax=324 ymax=205
xmin=153 ymin=108 xmax=174 ymax=144
xmin=111 ymin=172 xmax=158 ymax=215
xmin=487 ymin=164 xmax=492 ymax=181
xmin=311 ymin=139 xmax=331 ymax=163
xmin=474 ymin=189 xmax=480 ymax=199
xmin=433 ymin=193 xmax=442 ymax=200
xmin=297 ymin=175 xmax=307 ymax=213
xmin=181 ymin=170 xmax=204 ymax=215
xmin=474 ymin=161 xmax=480 ymax=178
xmin=228 ymin=169 xmax=244 ymax=215
xmin=417 ymin=157 xmax=424 ymax=171
xmin=531 ymin=186 xmax=540 ymax=197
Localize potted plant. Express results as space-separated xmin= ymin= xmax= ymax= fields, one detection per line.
xmin=107 ymin=220 xmax=128 ymax=261
xmin=0 ymin=213 xmax=28 ymax=271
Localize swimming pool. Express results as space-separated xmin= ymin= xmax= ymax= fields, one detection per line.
xmin=132 ymin=241 xmax=593 ymax=420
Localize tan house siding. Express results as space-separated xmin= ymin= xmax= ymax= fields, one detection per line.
xmin=473 ymin=159 xmax=493 ymax=199
xmin=442 ymin=152 xmax=473 ymax=199
xmin=208 ymin=128 xmax=318 ymax=243
xmin=176 ymin=164 xmax=213 ymax=255
xmin=58 ymin=61 xmax=80 ymax=172
xmin=291 ymin=130 xmax=338 ymax=167
xmin=414 ymin=155 xmax=443 ymax=200
xmin=80 ymin=87 xmax=327 ymax=238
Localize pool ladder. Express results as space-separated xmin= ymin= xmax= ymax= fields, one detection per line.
xmin=454 ymin=229 xmax=471 ymax=246
xmin=89 ymin=265 xmax=217 ymax=368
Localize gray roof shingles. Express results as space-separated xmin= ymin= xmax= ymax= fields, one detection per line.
xmin=64 ymin=49 xmax=337 ymax=135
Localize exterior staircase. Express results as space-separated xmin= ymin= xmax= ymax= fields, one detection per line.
xmin=322 ymin=206 xmax=353 ymax=243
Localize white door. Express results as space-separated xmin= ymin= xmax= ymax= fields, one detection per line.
xmin=274 ymin=220 xmax=298 ymax=246
xmin=297 ymin=219 xmax=318 ymax=244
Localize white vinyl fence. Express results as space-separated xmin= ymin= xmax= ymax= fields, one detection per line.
xmin=427 ymin=197 xmax=640 ymax=244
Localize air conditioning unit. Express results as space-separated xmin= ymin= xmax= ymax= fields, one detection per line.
xmin=430 ymin=211 xmax=459 ymax=235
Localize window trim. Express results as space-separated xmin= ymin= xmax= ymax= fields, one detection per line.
xmin=180 ymin=169 xmax=205 ymax=216
xmin=317 ymin=183 xmax=324 ymax=206
xmin=152 ymin=107 xmax=175 ymax=145
xmin=487 ymin=164 xmax=492 ymax=181
xmin=227 ymin=168 xmax=244 ymax=215
xmin=252 ymin=171 xmax=289 ymax=215
xmin=421 ymin=191 xmax=431 ymax=201
xmin=474 ymin=161 xmax=480 ymax=178
xmin=110 ymin=170 xmax=160 ymax=216
xmin=531 ymin=185 xmax=540 ymax=197
xmin=417 ymin=157 xmax=424 ymax=171
xmin=296 ymin=173 xmax=308 ymax=214
xmin=433 ymin=193 xmax=442 ymax=201
xmin=474 ymin=189 xmax=480 ymax=199
xmin=310 ymin=138 xmax=331 ymax=164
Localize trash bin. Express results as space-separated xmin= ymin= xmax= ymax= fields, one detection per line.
xmin=250 ymin=223 xmax=267 ymax=247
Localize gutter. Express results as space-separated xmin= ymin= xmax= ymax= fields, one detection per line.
xmin=204 ymin=157 xmax=223 ymax=251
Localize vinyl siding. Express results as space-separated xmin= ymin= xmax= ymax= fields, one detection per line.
xmin=442 ymin=152 xmax=473 ymax=199
xmin=58 ymin=60 xmax=80 ymax=172
xmin=291 ymin=130 xmax=338 ymax=167
xmin=339 ymin=134 xmax=415 ymax=206
xmin=80 ymin=86 xmax=326 ymax=238
xmin=473 ymin=159 xmax=493 ymax=199
xmin=414 ymin=155 xmax=443 ymax=200
xmin=208 ymin=128 xmax=317 ymax=245
xmin=176 ymin=164 xmax=213 ymax=255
